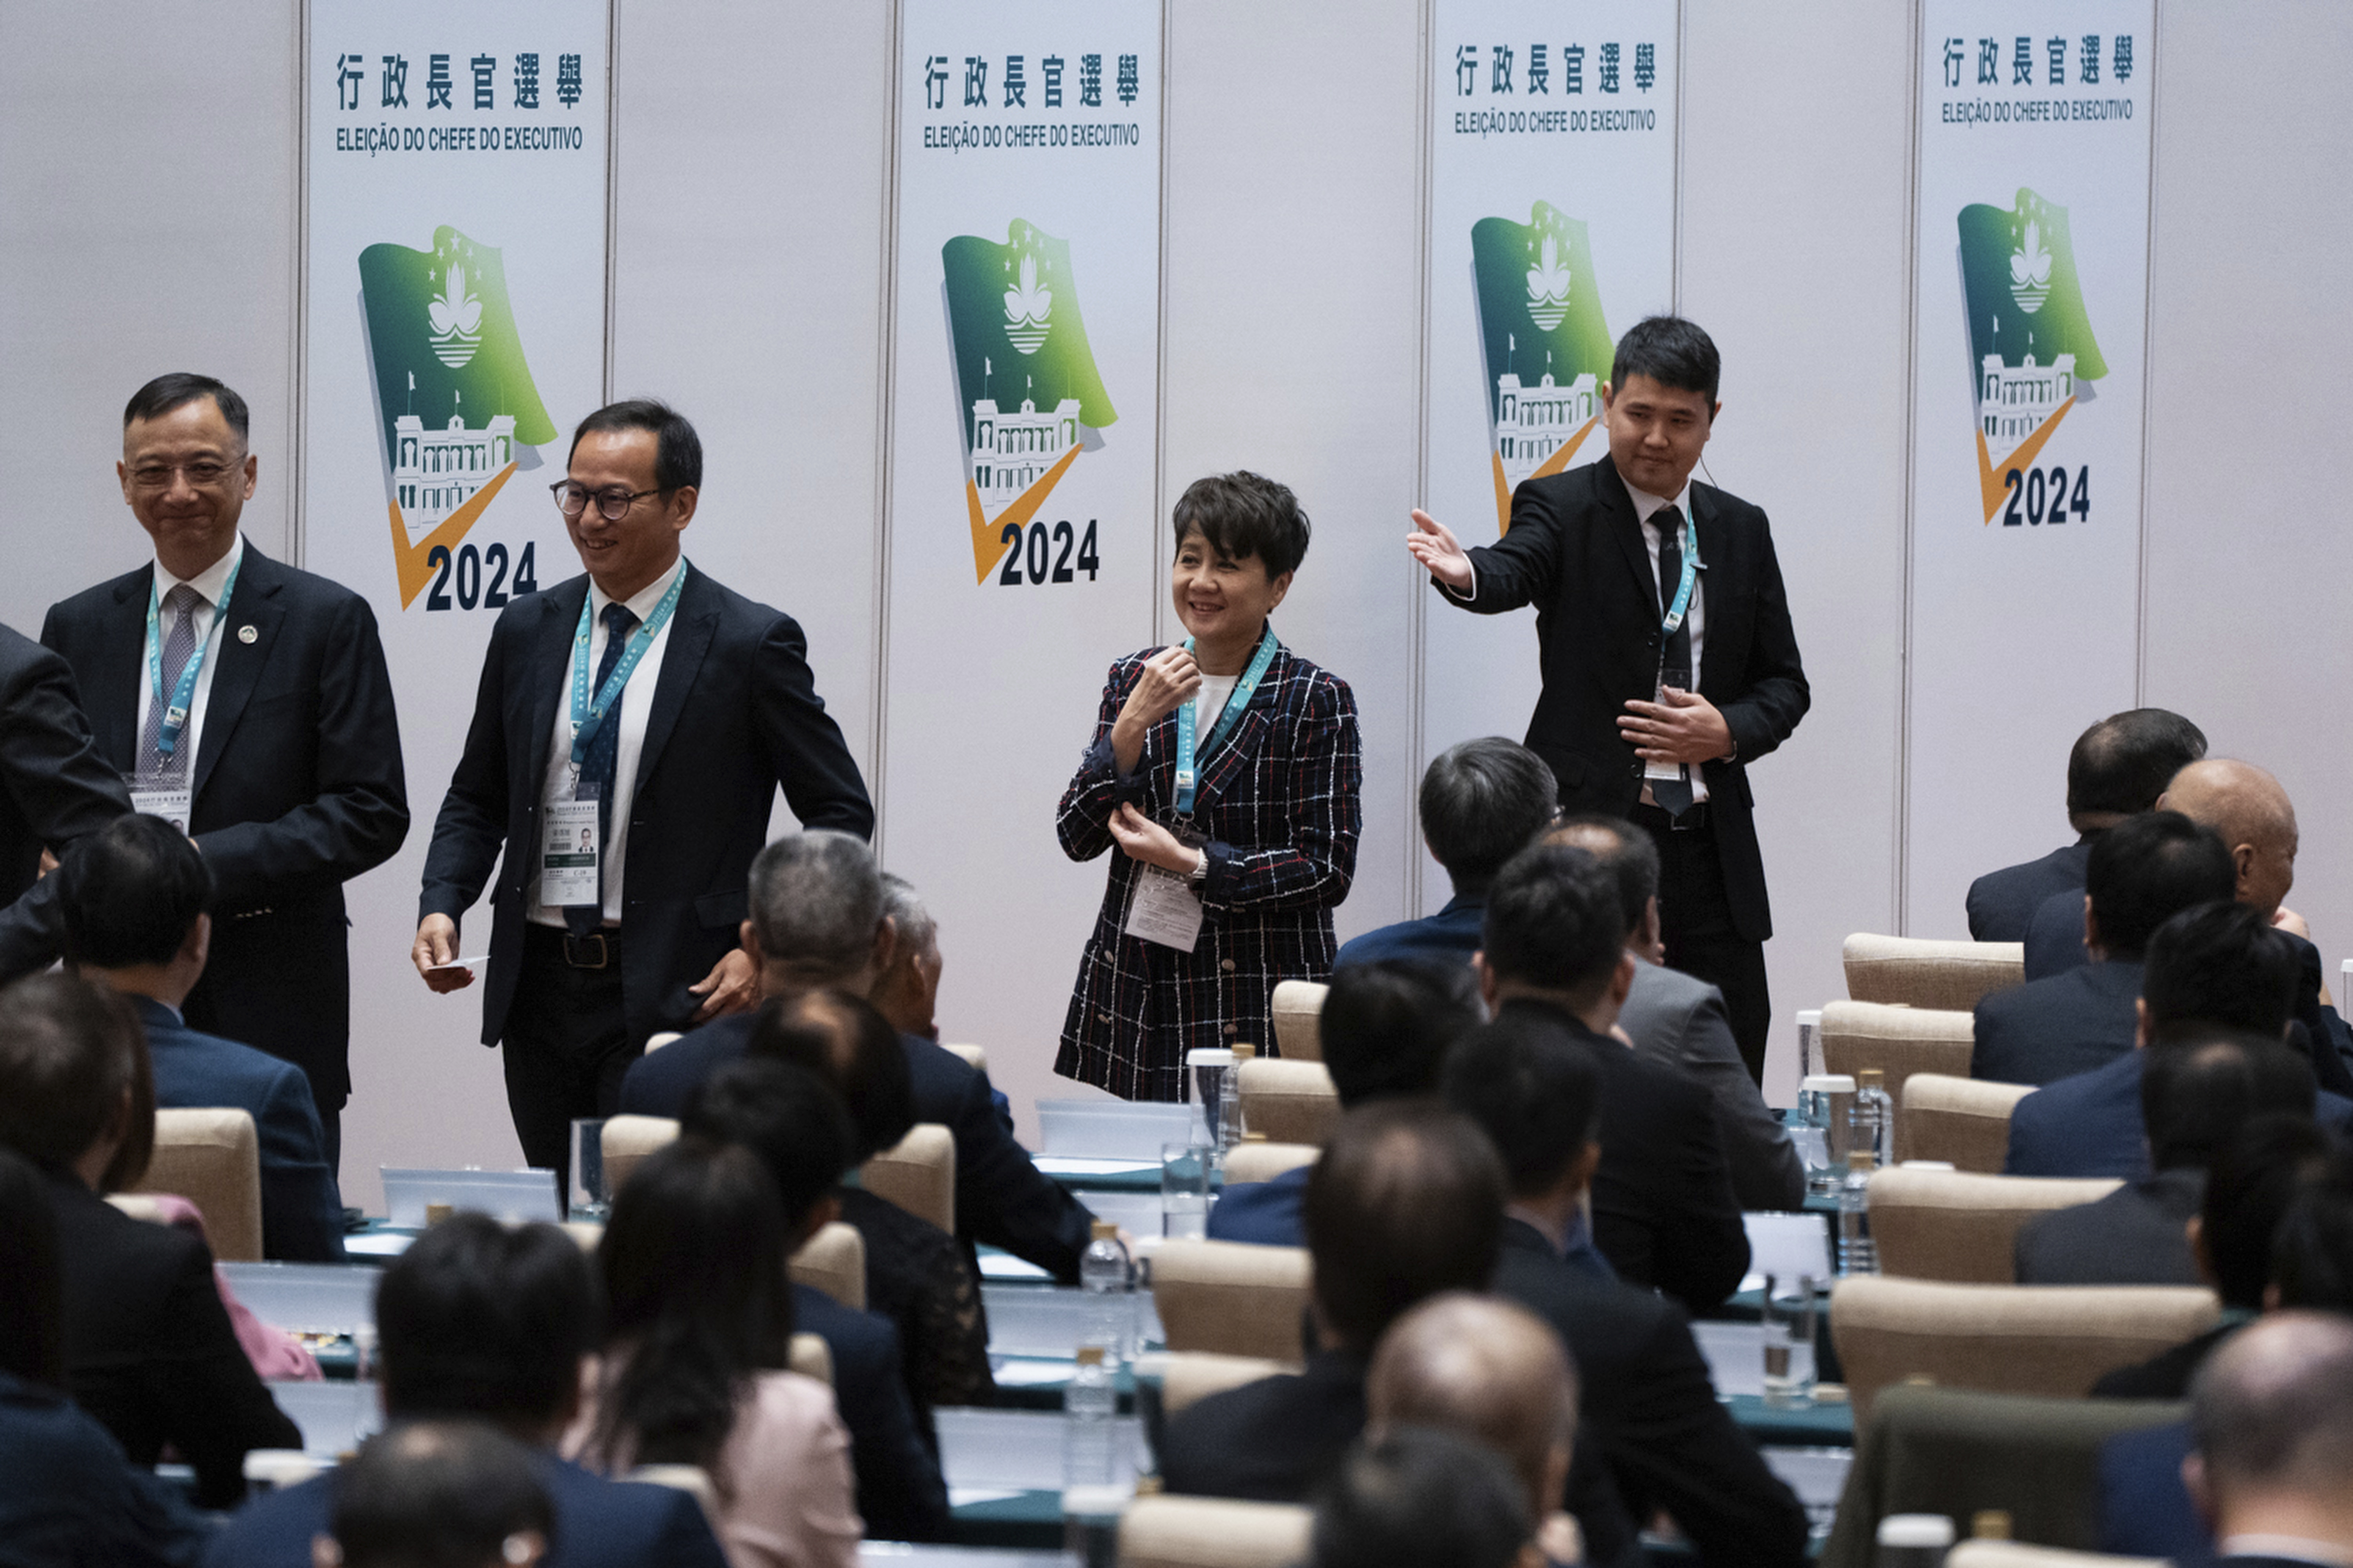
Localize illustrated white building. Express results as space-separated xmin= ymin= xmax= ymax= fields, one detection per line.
xmin=1494 ymin=371 xmax=1598 ymax=491
xmin=970 ymin=396 xmax=1081 ymax=514
xmin=1979 ymin=352 xmax=2076 ymax=444
xmin=393 ymin=412 xmax=515 ymax=542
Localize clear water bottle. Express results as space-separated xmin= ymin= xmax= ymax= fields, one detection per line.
xmin=1219 ymin=1044 xmax=1252 ymax=1153
xmin=1797 ymin=1074 xmax=1854 ymax=1196
xmin=1186 ymin=1047 xmax=1234 ymax=1150
xmin=1837 ymin=1149 xmax=1879 ymax=1276
xmin=1080 ymin=1219 xmax=1135 ymax=1362
xmin=1063 ymin=1346 xmax=1118 ymax=1488
xmin=1849 ymin=1067 xmax=1895 ymax=1170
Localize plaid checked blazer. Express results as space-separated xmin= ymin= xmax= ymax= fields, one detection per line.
xmin=1056 ymin=632 xmax=1362 ymax=1101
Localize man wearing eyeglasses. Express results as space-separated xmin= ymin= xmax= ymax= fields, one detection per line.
xmin=39 ymin=373 xmax=410 ymax=1172
xmin=412 ymin=400 xmax=872 ymax=1170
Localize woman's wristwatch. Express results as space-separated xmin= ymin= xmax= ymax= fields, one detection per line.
xmin=1187 ymin=848 xmax=1210 ymax=888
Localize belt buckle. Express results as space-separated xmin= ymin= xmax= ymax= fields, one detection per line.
xmin=1670 ymin=802 xmax=1706 ymax=832
xmin=563 ymin=933 xmax=610 ymax=969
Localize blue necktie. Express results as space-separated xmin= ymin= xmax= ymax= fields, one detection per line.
xmin=565 ymin=601 xmax=639 ymax=935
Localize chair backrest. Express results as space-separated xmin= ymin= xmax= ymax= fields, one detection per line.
xmin=789 ymin=1220 xmax=866 ymax=1311
xmin=136 ymin=1107 xmax=263 ymax=1262
xmin=941 ymin=1042 xmax=987 ymax=1074
xmin=788 ymin=1332 xmax=833 ymax=1386
xmin=1843 ymin=934 xmax=2026 ymax=1012
xmin=1828 ymin=1275 xmax=2219 ymax=1425
xmin=860 ymin=1122 xmax=956 ymax=1234
xmin=1119 ymin=1495 xmax=1314 ymax=1568
xmin=1222 ymin=1141 xmax=1318 ymax=1186
xmin=1868 ymin=1167 xmax=2121 ymax=1283
xmin=1820 ymin=1000 xmax=1974 ymax=1159
xmin=1237 ymin=1059 xmax=1339 ymax=1147
xmin=1902 ymin=1072 xmax=2035 ymax=1175
xmin=1949 ymin=1544 xmax=2163 ymax=1568
xmin=600 ymin=1114 xmax=680 ymax=1196
xmin=1269 ymin=980 xmax=1327 ymax=1063
xmin=1145 ymin=1351 xmax=1299 ymax=1417
xmin=643 ymin=1031 xmax=683 ymax=1054
xmin=1150 ymin=1239 xmax=1314 ymax=1363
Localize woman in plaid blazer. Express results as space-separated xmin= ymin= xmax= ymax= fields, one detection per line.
xmin=1056 ymin=474 xmax=1362 ymax=1101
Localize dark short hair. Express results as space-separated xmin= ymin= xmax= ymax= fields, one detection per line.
xmin=682 ymin=1057 xmax=858 ymax=1227
xmin=1417 ymin=741 xmax=1558 ymax=894
xmin=2068 ymin=708 xmax=2207 ymax=820
xmin=0 ymin=972 xmax=154 ymax=1192
xmin=330 ymin=1421 xmax=552 ymax=1568
xmin=1303 ymin=1102 xmax=1505 ymax=1352
xmin=1309 ymin=1426 xmax=1533 ymax=1568
xmin=2202 ymin=1114 xmax=2333 ymax=1310
xmin=1443 ymin=1011 xmax=1604 ymax=1200
xmin=376 ymin=1214 xmax=598 ymax=1432
xmin=0 ymin=1146 xmax=62 ymax=1387
xmin=746 ymin=989 xmax=912 ymax=1166
xmin=1321 ymin=960 xmax=1485 ymax=1110
xmin=1545 ymin=815 xmax=1659 ymax=940
xmin=1610 ymin=316 xmax=1721 ymax=407
xmin=2085 ymin=811 xmax=2236 ymax=960
xmin=1479 ymin=843 xmax=1625 ymax=1001
xmin=2142 ymin=903 xmax=2297 ymax=1038
xmin=124 ymin=373 xmax=249 ymax=442
xmin=56 ymin=815 xmax=214 ymax=970
xmin=2273 ymin=1149 xmax=2353 ymax=1313
xmin=570 ymin=398 xmax=702 ymax=493
xmin=1171 ymin=471 xmax=1311 ymax=579
xmin=2141 ymin=1032 xmax=2316 ymax=1172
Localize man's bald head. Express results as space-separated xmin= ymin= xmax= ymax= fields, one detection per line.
xmin=1368 ymin=1293 xmax=1577 ymax=1518
xmin=2160 ymin=759 xmax=2299 ymax=919
xmin=2189 ymin=1311 xmax=2353 ymax=1539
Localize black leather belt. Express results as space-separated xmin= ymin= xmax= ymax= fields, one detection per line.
xmin=530 ymin=924 xmax=617 ymax=970
xmin=1632 ymin=799 xmax=1711 ymax=833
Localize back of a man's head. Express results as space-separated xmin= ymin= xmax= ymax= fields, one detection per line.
xmin=375 ymin=1215 xmax=597 ymax=1440
xmin=2141 ymin=1031 xmax=2316 ymax=1172
xmin=1320 ymin=960 xmax=1484 ymax=1109
xmin=1541 ymin=815 xmax=1658 ymax=946
xmin=681 ymin=1056 xmax=857 ymax=1231
xmin=1303 ymin=1102 xmax=1505 ymax=1353
xmin=2190 ymin=1312 xmax=2353 ymax=1529
xmin=1479 ymin=843 xmax=1625 ymax=1003
xmin=56 ymin=814 xmax=213 ymax=970
xmin=746 ymin=988 xmax=913 ymax=1164
xmin=1367 ymin=1293 xmax=1577 ymax=1520
xmin=2161 ymin=759 xmax=2300 ymax=918
xmin=1442 ymin=1012 xmax=1603 ymax=1202
xmin=2084 ymin=811 xmax=2234 ymax=961
xmin=745 ymin=831 xmax=883 ymax=991
xmin=2141 ymin=902 xmax=2296 ymax=1039
xmin=1310 ymin=1426 xmax=1534 ymax=1568
xmin=1418 ymin=740 xmax=1559 ymax=896
xmin=2067 ymin=708 xmax=2206 ymax=827
xmin=328 ymin=1420 xmax=552 ymax=1568
xmin=2272 ymin=1149 xmax=2353 ymax=1314
xmin=0 ymin=971 xmax=153 ymax=1192
xmin=2200 ymin=1114 xmax=2334 ymax=1311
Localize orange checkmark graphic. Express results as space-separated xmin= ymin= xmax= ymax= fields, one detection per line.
xmin=1975 ymin=399 xmax=2074 ymax=524
xmin=966 ymin=447 xmax=1081 ymax=584
xmin=388 ymin=462 xmax=519 ymax=608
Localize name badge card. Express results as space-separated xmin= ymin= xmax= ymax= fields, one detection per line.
xmin=1125 ymin=866 xmax=1205 ymax=952
xmin=128 ymin=775 xmax=194 ymax=835
xmin=539 ymin=797 xmax=601 ymax=908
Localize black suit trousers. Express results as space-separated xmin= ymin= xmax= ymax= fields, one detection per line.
xmin=504 ymin=926 xmax=639 ymax=1171
xmin=1637 ymin=803 xmax=1771 ymax=1086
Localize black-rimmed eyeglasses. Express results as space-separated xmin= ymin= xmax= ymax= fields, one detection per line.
xmin=551 ymin=481 xmax=663 ymax=521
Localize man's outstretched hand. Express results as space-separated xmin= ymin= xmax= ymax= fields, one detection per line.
xmin=1406 ymin=509 xmax=1474 ymax=592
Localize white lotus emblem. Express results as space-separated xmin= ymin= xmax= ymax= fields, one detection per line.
xmin=428 ymin=265 xmax=484 ymax=368
xmin=1003 ymin=252 xmax=1051 ymax=355
xmin=1525 ymin=234 xmax=1571 ymax=331
xmin=2008 ymin=222 xmax=2053 ymax=315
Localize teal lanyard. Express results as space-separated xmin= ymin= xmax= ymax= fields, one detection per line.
xmin=568 ymin=565 xmax=689 ymax=768
xmin=145 ymin=553 xmax=242 ymax=764
xmin=1660 ymin=502 xmax=1701 ymax=640
xmin=1173 ymin=624 xmax=1279 ymax=816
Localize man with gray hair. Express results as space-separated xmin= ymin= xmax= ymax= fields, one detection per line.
xmin=873 ymin=872 xmax=944 ymax=1041
xmin=2185 ymin=1311 xmax=2353 ymax=1563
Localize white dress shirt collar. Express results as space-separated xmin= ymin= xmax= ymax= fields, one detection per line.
xmin=1623 ymin=478 xmax=1689 ymax=529
xmin=589 ymin=554 xmax=686 ymax=626
xmin=154 ymin=533 xmax=245 ymax=604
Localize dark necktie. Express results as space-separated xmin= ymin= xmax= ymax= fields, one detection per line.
xmin=139 ymin=584 xmax=204 ymax=779
xmin=1649 ymin=506 xmax=1695 ymax=817
xmin=565 ymin=601 xmax=640 ymax=934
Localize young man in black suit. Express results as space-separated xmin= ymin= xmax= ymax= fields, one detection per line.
xmin=41 ymin=374 xmax=410 ymax=1170
xmin=0 ymin=623 xmax=130 ymax=976
xmin=1409 ymin=316 xmax=1808 ymax=1084
xmin=413 ymin=400 xmax=873 ymax=1170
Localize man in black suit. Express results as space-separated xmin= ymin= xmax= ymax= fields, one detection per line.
xmin=1966 ymin=708 xmax=2205 ymax=941
xmin=0 ymin=623 xmax=130 ymax=976
xmin=1972 ymin=811 xmax=2234 ymax=1088
xmin=414 ymin=400 xmax=872 ymax=1170
xmin=2182 ymin=1312 xmax=2353 ymax=1567
xmin=42 ymin=374 xmax=409 ymax=1169
xmin=1445 ymin=1012 xmax=1810 ymax=1568
xmin=1410 ymin=317 xmax=1809 ymax=1083
xmin=1475 ymin=841 xmax=1749 ymax=1313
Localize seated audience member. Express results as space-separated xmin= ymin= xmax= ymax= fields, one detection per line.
xmin=1542 ymin=815 xmax=1801 ymax=1205
xmin=682 ymin=1049 xmax=952 ymax=1542
xmin=1309 ymin=1427 xmax=1536 ymax=1568
xmin=0 ymin=1144 xmax=212 ymax=1566
xmin=1967 ymin=708 xmax=2205 ymax=941
xmin=207 ymin=1213 xmax=728 ymax=1568
xmin=1446 ymin=1016 xmax=1810 ymax=1568
xmin=0 ymin=972 xmax=297 ymax=1507
xmin=1335 ymin=738 xmax=1558 ymax=969
xmin=2184 ymin=1312 xmax=2353 ymax=1563
xmin=569 ymin=1139 xmax=859 ymax=1568
xmin=2017 ymin=1032 xmax=2316 ymax=1285
xmin=57 ymin=814 xmax=345 ymax=1260
xmin=872 ymin=874 xmax=945 ymax=1041
xmin=1208 ymin=958 xmax=1484 ymax=1246
xmin=622 ymin=832 xmax=1093 ymax=1280
xmin=1974 ymin=812 xmax=2235 ymax=1088
xmin=1160 ymin=1101 xmax=1505 ymax=1503
xmin=326 ymin=1423 xmax=551 ymax=1568
xmin=1475 ymin=842 xmax=1748 ymax=1313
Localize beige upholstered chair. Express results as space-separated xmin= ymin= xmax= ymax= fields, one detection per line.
xmin=136 ymin=1107 xmax=264 ymax=1262
xmin=942 ymin=1043 xmax=987 ymax=1074
xmin=1145 ymin=1351 xmax=1298 ymax=1417
xmin=1949 ymin=1544 xmax=2162 ymax=1568
xmin=1119 ymin=1495 xmax=1314 ymax=1568
xmin=860 ymin=1122 xmax=956 ymax=1233
xmin=1237 ymin=1059 xmax=1339 ymax=1147
xmin=1842 ymin=934 xmax=2026 ymax=1012
xmin=643 ymin=1031 xmax=683 ymax=1053
xmin=1222 ymin=1141 xmax=1318 ymax=1186
xmin=1902 ymin=1073 xmax=2036 ymax=1174
xmin=1829 ymin=1275 xmax=2219 ymax=1424
xmin=1151 ymin=1240 xmax=1313 ymax=1363
xmin=559 ymin=1221 xmax=605 ymax=1251
xmin=1867 ymin=1167 xmax=2120 ymax=1283
xmin=788 ymin=1332 xmax=833 ymax=1386
xmin=600 ymin=1114 xmax=680 ymax=1196
xmin=789 ymin=1220 xmax=866 ymax=1311
xmin=1269 ymin=981 xmax=1326 ymax=1063
xmin=1820 ymin=1001 xmax=1974 ymax=1159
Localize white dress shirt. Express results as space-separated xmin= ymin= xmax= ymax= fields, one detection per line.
xmin=136 ymin=533 xmax=246 ymax=780
xmin=529 ymin=557 xmax=686 ymax=928
xmin=1626 ymin=479 xmax=1710 ymax=807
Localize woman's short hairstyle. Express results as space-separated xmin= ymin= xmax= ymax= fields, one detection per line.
xmin=1171 ymin=471 xmax=1311 ymax=579
xmin=0 ymin=971 xmax=155 ymax=1192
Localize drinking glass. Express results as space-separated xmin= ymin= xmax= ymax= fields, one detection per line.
xmin=1160 ymin=1142 xmax=1212 ymax=1239
xmin=568 ymin=1118 xmax=610 ymax=1222
xmin=1760 ymin=1272 xmax=1818 ymax=1408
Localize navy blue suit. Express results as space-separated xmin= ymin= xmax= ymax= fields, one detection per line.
xmin=0 ymin=621 xmax=131 ymax=979
xmin=1206 ymin=1165 xmax=1309 ymax=1245
xmin=0 ymin=1369 xmax=213 ymax=1568
xmin=1966 ymin=838 xmax=2092 ymax=942
xmin=792 ymin=1282 xmax=949 ymax=1542
xmin=2096 ymin=1421 xmax=2208 ymax=1560
xmin=135 ymin=995 xmax=344 ymax=1261
xmin=202 ymin=1449 xmax=728 ymax=1568
xmin=1331 ymin=893 xmax=1484 ymax=970
xmin=2006 ymin=1050 xmax=2353 ymax=1179
xmin=1970 ymin=960 xmax=2143 ymax=1088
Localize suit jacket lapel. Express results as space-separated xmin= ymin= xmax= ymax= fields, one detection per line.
xmin=523 ymin=580 xmax=587 ymax=804
xmin=632 ymin=565 xmax=719 ymax=793
xmin=1192 ymin=640 xmax=1287 ymax=809
xmin=1596 ymin=456 xmax=1656 ymax=611
xmin=191 ymin=550 xmax=287 ymax=800
xmin=91 ymin=568 xmax=154 ymax=773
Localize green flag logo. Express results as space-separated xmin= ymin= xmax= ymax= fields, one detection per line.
xmin=1956 ymin=189 xmax=2107 ymax=522
xmin=1470 ymin=203 xmax=1613 ymax=531
xmin=941 ymin=220 xmax=1115 ymax=583
xmin=357 ymin=226 xmax=556 ymax=606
